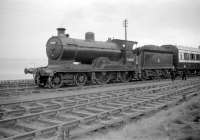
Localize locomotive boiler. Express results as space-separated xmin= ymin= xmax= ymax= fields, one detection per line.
xmin=47 ymin=28 xmax=122 ymax=65
xmin=25 ymin=28 xmax=138 ymax=88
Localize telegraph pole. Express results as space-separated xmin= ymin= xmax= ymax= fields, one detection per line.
xmin=123 ymin=19 xmax=128 ymax=64
xmin=123 ymin=19 xmax=128 ymax=44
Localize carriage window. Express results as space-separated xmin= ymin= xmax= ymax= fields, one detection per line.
xmin=197 ymin=54 xmax=200 ymax=60
xmin=184 ymin=53 xmax=189 ymax=60
xmin=190 ymin=53 xmax=195 ymax=60
xmin=179 ymin=53 xmax=183 ymax=60
xmin=194 ymin=54 xmax=197 ymax=60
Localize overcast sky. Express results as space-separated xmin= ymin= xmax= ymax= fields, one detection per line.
xmin=1 ymin=0 xmax=200 ymax=59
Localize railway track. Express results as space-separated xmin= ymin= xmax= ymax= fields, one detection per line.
xmin=0 ymin=81 xmax=175 ymax=118
xmin=0 ymin=79 xmax=199 ymax=140
xmin=0 ymin=77 xmax=199 ymax=97
xmin=0 ymin=79 xmax=168 ymax=97
xmin=1 ymin=76 xmax=197 ymax=89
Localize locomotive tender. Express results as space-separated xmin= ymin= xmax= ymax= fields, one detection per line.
xmin=25 ymin=28 xmax=200 ymax=88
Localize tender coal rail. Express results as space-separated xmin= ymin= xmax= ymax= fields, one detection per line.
xmin=0 ymin=79 xmax=199 ymax=140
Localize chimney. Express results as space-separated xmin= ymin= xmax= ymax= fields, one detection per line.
xmin=57 ymin=28 xmax=66 ymax=36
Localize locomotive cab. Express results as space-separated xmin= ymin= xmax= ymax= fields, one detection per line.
xmin=111 ymin=39 xmax=138 ymax=66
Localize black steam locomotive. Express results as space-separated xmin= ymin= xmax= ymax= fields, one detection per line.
xmin=25 ymin=28 xmax=200 ymax=88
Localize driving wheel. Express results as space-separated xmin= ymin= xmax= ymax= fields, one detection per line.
xmin=95 ymin=72 xmax=111 ymax=84
xmin=74 ymin=73 xmax=88 ymax=86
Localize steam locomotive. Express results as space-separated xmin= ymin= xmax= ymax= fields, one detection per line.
xmin=24 ymin=28 xmax=200 ymax=88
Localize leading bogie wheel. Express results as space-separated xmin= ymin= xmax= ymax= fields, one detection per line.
xmin=34 ymin=74 xmax=46 ymax=87
xmin=48 ymin=74 xmax=63 ymax=88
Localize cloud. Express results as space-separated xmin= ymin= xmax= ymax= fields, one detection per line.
xmin=0 ymin=0 xmax=200 ymax=59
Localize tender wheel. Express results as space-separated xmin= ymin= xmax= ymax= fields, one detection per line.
xmin=161 ymin=70 xmax=168 ymax=79
xmin=74 ymin=73 xmax=88 ymax=86
xmin=48 ymin=74 xmax=63 ymax=88
xmin=120 ymin=72 xmax=131 ymax=82
xmin=95 ymin=72 xmax=111 ymax=84
xmin=141 ymin=71 xmax=148 ymax=80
